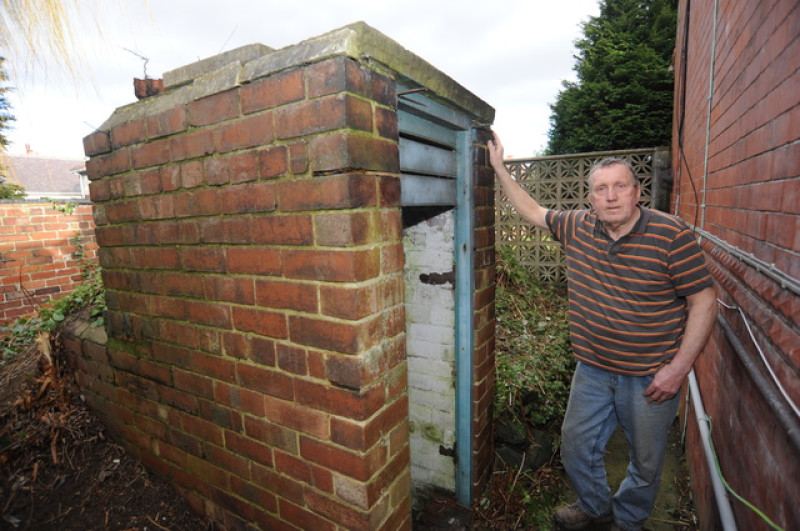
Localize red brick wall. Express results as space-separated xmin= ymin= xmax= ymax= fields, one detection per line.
xmin=0 ymin=202 xmax=98 ymax=327
xmin=672 ymin=1 xmax=799 ymax=529
xmin=80 ymin=55 xmax=414 ymax=530
xmin=472 ymin=130 xmax=497 ymax=501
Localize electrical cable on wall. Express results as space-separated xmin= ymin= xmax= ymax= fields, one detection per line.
xmin=718 ymin=299 xmax=800 ymax=419
xmin=700 ymin=415 xmax=786 ymax=531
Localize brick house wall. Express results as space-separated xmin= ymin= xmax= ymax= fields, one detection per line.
xmin=0 ymin=202 xmax=98 ymax=326
xmin=75 ymin=23 xmax=495 ymax=530
xmin=672 ymin=1 xmax=799 ymax=529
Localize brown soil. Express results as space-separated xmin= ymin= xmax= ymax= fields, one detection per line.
xmin=0 ymin=342 xmax=212 ymax=531
xmin=1 ymin=335 xmax=696 ymax=531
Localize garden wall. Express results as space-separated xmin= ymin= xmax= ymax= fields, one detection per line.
xmin=0 ymin=202 xmax=98 ymax=327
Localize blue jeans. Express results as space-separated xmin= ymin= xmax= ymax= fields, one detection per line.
xmin=561 ymin=362 xmax=679 ymax=531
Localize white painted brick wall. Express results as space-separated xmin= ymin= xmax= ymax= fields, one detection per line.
xmin=402 ymin=210 xmax=457 ymax=497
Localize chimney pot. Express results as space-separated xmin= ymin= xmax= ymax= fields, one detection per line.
xmin=134 ymin=78 xmax=165 ymax=100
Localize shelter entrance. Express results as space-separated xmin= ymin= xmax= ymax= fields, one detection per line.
xmin=397 ymin=87 xmax=476 ymax=506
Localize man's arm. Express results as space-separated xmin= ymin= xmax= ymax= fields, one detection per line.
xmin=644 ymin=286 xmax=717 ymax=403
xmin=488 ymin=132 xmax=549 ymax=230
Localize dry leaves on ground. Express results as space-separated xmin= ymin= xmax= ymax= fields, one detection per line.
xmin=0 ymin=341 xmax=211 ymax=531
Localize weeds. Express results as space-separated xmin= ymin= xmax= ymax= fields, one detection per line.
xmin=494 ymin=245 xmax=574 ymax=428
xmin=477 ymin=246 xmax=575 ymax=528
xmin=0 ymin=233 xmax=104 ymax=363
xmin=47 ymin=198 xmax=78 ymax=215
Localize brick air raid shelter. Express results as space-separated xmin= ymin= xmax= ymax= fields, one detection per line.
xmin=77 ymin=22 xmax=496 ymax=530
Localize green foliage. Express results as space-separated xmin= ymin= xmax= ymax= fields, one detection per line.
xmin=71 ymin=232 xmax=91 ymax=275
xmin=494 ymin=246 xmax=574 ymax=428
xmin=1 ymin=56 xmax=18 ymax=192
xmin=515 ymin=472 xmax=562 ymax=529
xmin=546 ymin=0 xmax=678 ymax=154
xmin=0 ymin=56 xmax=13 ymax=151
xmin=0 ymin=238 xmax=104 ymax=363
xmin=478 ymin=463 xmax=563 ymax=529
xmin=482 ymin=247 xmax=575 ymax=526
xmin=48 ymin=198 xmax=77 ymax=214
xmin=0 ymin=180 xmax=25 ymax=198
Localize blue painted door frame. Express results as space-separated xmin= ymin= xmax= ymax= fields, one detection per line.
xmin=398 ymin=88 xmax=475 ymax=506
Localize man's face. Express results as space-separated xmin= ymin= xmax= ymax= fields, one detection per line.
xmin=588 ymin=164 xmax=641 ymax=230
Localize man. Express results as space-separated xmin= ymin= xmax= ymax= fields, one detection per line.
xmin=488 ymin=132 xmax=716 ymax=531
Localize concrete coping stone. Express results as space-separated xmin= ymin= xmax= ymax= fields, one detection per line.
xmin=163 ymin=43 xmax=274 ymax=89
xmin=94 ymin=21 xmax=493 ymax=135
xmin=63 ymin=317 xmax=108 ymax=346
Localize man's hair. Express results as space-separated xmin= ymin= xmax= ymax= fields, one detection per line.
xmin=587 ymin=158 xmax=639 ymax=188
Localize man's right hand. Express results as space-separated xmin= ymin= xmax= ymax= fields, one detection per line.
xmin=488 ymin=132 xmax=507 ymax=175
xmin=488 ymin=131 xmax=549 ymax=230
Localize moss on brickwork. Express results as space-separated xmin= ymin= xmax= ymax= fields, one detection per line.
xmin=409 ymin=420 xmax=446 ymax=445
xmin=105 ymin=336 xmax=147 ymax=357
xmin=421 ymin=423 xmax=444 ymax=444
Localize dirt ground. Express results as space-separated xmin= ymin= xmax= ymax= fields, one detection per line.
xmin=0 ymin=343 xmax=212 ymax=531
xmin=1 ymin=339 xmax=696 ymax=531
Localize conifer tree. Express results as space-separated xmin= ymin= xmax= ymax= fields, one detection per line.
xmin=546 ymin=0 xmax=677 ymax=154
xmin=0 ymin=57 xmax=13 ymax=150
xmin=0 ymin=56 xmax=18 ymax=192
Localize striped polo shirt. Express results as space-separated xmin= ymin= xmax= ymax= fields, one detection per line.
xmin=546 ymin=206 xmax=713 ymax=375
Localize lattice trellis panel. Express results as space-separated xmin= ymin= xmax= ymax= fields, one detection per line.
xmin=496 ymin=149 xmax=658 ymax=284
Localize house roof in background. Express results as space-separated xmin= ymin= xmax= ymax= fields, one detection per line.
xmin=2 ymin=153 xmax=87 ymax=195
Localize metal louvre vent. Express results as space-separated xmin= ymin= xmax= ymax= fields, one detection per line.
xmin=398 ymin=106 xmax=458 ymax=207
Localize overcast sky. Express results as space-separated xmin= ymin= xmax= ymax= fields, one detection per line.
xmin=4 ymin=0 xmax=600 ymax=160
